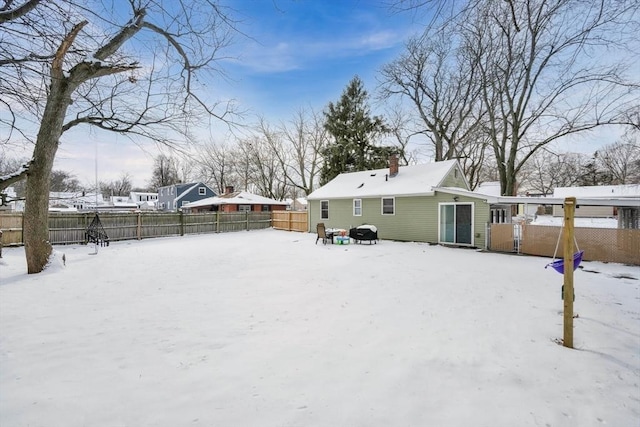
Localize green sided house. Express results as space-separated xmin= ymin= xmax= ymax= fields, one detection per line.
xmin=306 ymin=157 xmax=493 ymax=248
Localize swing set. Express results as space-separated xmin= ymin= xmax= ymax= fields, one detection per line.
xmin=545 ymin=233 xmax=584 ymax=274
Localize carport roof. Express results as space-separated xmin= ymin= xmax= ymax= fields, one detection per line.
xmin=434 ymin=187 xmax=640 ymax=208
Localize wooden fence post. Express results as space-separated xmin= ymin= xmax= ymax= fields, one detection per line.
xmin=179 ymin=210 xmax=184 ymax=236
xmin=563 ymin=197 xmax=576 ymax=349
xmin=137 ymin=212 xmax=142 ymax=240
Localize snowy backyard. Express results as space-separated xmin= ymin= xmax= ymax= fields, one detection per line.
xmin=1 ymin=229 xmax=638 ymax=426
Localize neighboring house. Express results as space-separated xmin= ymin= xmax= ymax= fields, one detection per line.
xmin=182 ymin=186 xmax=288 ymax=213
xmin=306 ymin=156 xmax=492 ymax=248
xmin=107 ymin=196 xmax=138 ymax=211
xmin=552 ymin=184 xmax=640 ymax=220
xmin=49 ymin=192 xmax=105 ymax=211
xmin=286 ymin=197 xmax=308 ymax=211
xmin=157 ymin=182 xmax=217 ymax=212
xmin=130 ymin=191 xmax=158 ymax=210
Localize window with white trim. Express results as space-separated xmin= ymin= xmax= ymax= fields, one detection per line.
xmin=320 ymin=200 xmax=329 ymax=219
xmin=199 ymin=187 xmax=206 ymax=195
xmin=490 ymin=208 xmax=508 ymax=224
xmin=382 ymin=197 xmax=395 ymax=215
xmin=353 ymin=199 xmax=362 ymax=216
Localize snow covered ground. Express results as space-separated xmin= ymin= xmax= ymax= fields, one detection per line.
xmin=1 ymin=229 xmax=638 ymax=427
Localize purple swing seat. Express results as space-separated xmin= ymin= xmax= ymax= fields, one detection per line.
xmin=545 ymin=250 xmax=584 ymax=274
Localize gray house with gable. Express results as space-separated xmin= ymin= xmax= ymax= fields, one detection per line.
xmin=157 ymin=182 xmax=217 ymax=212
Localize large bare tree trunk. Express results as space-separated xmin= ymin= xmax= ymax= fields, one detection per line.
xmin=24 ymin=90 xmax=72 ymax=273
xmin=2 ymin=3 xmax=238 ymax=274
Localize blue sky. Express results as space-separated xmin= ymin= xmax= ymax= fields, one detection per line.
xmin=51 ymin=0 xmax=426 ymax=188
xmin=222 ymin=0 xmax=424 ymax=120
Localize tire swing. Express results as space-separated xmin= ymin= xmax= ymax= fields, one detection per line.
xmin=545 ymin=224 xmax=584 ymax=274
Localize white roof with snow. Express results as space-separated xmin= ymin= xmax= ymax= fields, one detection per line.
xmin=553 ymin=184 xmax=640 ymax=198
xmin=307 ymin=160 xmax=464 ymax=200
xmin=183 ymin=191 xmax=288 ymax=208
xmin=474 ymin=181 xmax=502 ymax=196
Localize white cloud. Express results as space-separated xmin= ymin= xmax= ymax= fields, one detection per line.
xmin=232 ymin=28 xmax=407 ymax=74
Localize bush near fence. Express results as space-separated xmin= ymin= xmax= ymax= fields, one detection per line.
xmin=489 ymin=223 xmax=640 ymax=266
xmin=0 ymin=211 xmax=282 ymax=246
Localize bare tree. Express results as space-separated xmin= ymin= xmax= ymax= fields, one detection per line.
xmin=380 ymin=29 xmax=484 ymax=164
xmin=463 ymin=0 xmax=639 ymax=195
xmin=391 ymin=0 xmax=639 ymax=195
xmin=259 ymin=109 xmax=327 ymax=197
xmin=384 ymin=105 xmax=420 ymax=166
xmin=49 ymin=170 xmax=83 ymax=192
xmin=520 ymin=150 xmax=588 ymax=195
xmin=148 ymin=154 xmax=181 ymax=190
xmin=100 ymin=172 xmax=133 ymax=197
xmin=232 ymin=137 xmax=255 ymax=193
xmin=379 ymin=24 xmax=489 ymax=190
xmin=0 ymin=1 xmax=237 ymax=272
xmin=196 ymin=140 xmax=237 ymax=194
xmin=596 ymin=130 xmax=640 ymax=184
xmin=0 ymin=154 xmax=29 ymax=204
xmin=239 ymin=134 xmax=287 ymax=200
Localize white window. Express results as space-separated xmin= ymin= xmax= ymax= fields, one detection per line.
xmin=173 ymin=201 xmax=177 ymax=209
xmin=199 ymin=187 xmax=206 ymax=195
xmin=320 ymin=200 xmax=329 ymax=219
xmin=491 ymin=208 xmax=508 ymax=224
xmin=239 ymin=205 xmax=251 ymax=212
xmin=382 ymin=197 xmax=395 ymax=215
xmin=353 ymin=199 xmax=362 ymax=216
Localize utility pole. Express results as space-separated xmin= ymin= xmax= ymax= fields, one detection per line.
xmin=563 ymin=197 xmax=576 ymax=348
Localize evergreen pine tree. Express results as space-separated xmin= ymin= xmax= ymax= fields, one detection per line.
xmin=321 ymin=76 xmax=393 ymax=184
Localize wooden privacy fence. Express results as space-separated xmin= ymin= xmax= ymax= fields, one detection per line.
xmin=489 ymin=223 xmax=640 ymax=266
xmin=271 ymin=211 xmax=308 ymax=232
xmin=0 ymin=211 xmax=276 ymax=246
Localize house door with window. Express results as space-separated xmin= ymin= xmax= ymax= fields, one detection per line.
xmin=439 ymin=203 xmax=473 ymax=245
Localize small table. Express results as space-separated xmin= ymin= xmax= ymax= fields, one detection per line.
xmin=326 ymin=228 xmax=348 ymax=244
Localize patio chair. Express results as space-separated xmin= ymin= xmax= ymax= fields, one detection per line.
xmin=316 ymin=222 xmax=329 ymax=245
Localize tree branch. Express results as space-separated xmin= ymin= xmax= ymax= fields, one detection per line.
xmin=0 ymin=0 xmax=40 ymax=24
xmin=0 ymin=160 xmax=31 ymax=192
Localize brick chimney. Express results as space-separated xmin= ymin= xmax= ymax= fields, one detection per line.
xmin=225 ymin=185 xmax=234 ymax=195
xmin=389 ymin=154 xmax=399 ymax=177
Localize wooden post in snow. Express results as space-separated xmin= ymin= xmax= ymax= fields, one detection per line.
xmin=563 ymin=197 xmax=576 ymax=348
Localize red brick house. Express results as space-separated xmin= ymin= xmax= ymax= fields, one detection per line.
xmin=182 ymin=186 xmax=288 ymax=213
